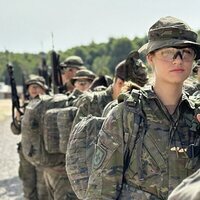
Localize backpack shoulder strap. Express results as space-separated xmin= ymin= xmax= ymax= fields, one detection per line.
xmin=123 ymin=89 xmax=147 ymax=175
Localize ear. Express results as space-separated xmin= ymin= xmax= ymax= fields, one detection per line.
xmin=146 ymin=54 xmax=154 ymax=65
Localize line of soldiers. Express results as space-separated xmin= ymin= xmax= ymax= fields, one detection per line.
xmin=10 ymin=16 xmax=200 ymax=200
xmin=10 ymin=53 xmax=148 ymax=199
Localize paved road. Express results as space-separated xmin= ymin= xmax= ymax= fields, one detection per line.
xmin=0 ymin=117 xmax=23 ymax=200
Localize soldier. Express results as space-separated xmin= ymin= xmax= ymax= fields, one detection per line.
xmin=10 ymin=74 xmax=48 ymax=200
xmin=59 ymin=55 xmax=85 ymax=93
xmin=86 ymin=16 xmax=200 ymax=199
xmin=42 ymin=69 xmax=96 ymax=200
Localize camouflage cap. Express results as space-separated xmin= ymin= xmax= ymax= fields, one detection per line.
xmin=89 ymin=75 xmax=113 ymax=91
xmin=60 ymin=55 xmax=84 ymax=69
xmin=71 ymin=69 xmax=96 ymax=85
xmin=25 ymin=74 xmax=48 ymax=90
xmin=139 ymin=16 xmax=200 ymax=59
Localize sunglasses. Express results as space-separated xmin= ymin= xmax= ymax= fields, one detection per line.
xmin=155 ymin=47 xmax=196 ymax=62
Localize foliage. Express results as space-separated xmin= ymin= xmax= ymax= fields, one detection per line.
xmin=0 ymin=31 xmax=199 ymax=84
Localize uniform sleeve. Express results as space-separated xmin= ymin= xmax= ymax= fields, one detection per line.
xmin=86 ymin=104 xmax=125 ymax=200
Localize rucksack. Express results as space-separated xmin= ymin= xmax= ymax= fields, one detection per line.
xmin=21 ymin=94 xmax=69 ymax=167
xmin=57 ymin=106 xmax=78 ymax=153
xmin=66 ymin=115 xmax=105 ymax=199
xmin=66 ymin=89 xmax=143 ymax=199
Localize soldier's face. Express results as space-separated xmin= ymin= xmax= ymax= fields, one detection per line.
xmin=28 ymin=84 xmax=45 ymax=98
xmin=147 ymin=47 xmax=194 ymax=85
xmin=62 ymin=68 xmax=79 ymax=84
xmin=74 ymin=79 xmax=92 ymax=92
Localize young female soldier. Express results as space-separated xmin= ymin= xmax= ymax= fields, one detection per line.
xmin=86 ymin=16 xmax=200 ymax=200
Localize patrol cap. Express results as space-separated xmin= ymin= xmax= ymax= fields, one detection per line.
xmin=139 ymin=16 xmax=200 ymax=59
xmin=89 ymin=75 xmax=113 ymax=91
xmin=26 ymin=74 xmax=48 ymax=90
xmin=60 ymin=56 xmax=84 ymax=69
xmin=114 ymin=60 xmax=126 ymax=81
xmin=71 ymin=69 xmax=96 ymax=85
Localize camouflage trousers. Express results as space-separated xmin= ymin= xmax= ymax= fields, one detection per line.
xmin=18 ymin=143 xmax=48 ymax=200
xmin=43 ymin=166 xmax=78 ymax=200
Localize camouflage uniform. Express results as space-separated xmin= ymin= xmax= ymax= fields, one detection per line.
xmin=10 ymin=75 xmax=48 ymax=200
xmin=86 ymin=16 xmax=200 ymax=200
xmin=86 ymin=88 xmax=200 ymax=200
xmin=72 ymin=85 xmax=113 ymax=126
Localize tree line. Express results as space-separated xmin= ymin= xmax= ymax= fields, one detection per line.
xmin=1 ymin=30 xmax=200 ymax=85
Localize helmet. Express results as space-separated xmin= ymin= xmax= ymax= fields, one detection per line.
xmin=139 ymin=16 xmax=200 ymax=60
xmin=60 ymin=56 xmax=84 ymax=69
xmin=70 ymin=69 xmax=96 ymax=85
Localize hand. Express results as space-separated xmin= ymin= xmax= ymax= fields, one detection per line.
xmin=15 ymin=109 xmax=22 ymax=121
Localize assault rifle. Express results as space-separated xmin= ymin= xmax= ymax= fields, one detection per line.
xmin=51 ymin=50 xmax=63 ymax=94
xmin=7 ymin=63 xmax=24 ymax=122
xmin=21 ymin=71 xmax=29 ymax=105
xmin=38 ymin=52 xmax=51 ymax=91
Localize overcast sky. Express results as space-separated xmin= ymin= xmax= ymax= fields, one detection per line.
xmin=1 ymin=0 xmax=200 ymax=53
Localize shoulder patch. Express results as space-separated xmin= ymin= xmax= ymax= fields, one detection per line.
xmin=93 ymin=145 xmax=107 ymax=169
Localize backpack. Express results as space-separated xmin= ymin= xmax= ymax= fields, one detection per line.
xmin=66 ymin=90 xmax=143 ymax=199
xmin=57 ymin=106 xmax=78 ymax=153
xmin=66 ymin=115 xmax=105 ymax=199
xmin=21 ymin=94 xmax=69 ymax=167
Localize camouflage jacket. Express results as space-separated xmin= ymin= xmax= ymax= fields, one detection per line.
xmin=86 ymin=87 xmax=200 ymax=200
xmin=72 ymin=85 xmax=113 ymax=127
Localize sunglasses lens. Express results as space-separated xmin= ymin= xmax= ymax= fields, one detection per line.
xmin=157 ymin=48 xmax=196 ymax=62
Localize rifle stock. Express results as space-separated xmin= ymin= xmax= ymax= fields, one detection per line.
xmin=7 ymin=63 xmax=23 ymax=121
xmin=51 ymin=50 xmax=63 ymax=94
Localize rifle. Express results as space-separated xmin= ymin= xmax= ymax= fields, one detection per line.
xmin=50 ymin=50 xmax=63 ymax=94
xmin=38 ymin=52 xmax=51 ymax=91
xmin=21 ymin=71 xmax=29 ymax=105
xmin=7 ymin=63 xmax=24 ymax=122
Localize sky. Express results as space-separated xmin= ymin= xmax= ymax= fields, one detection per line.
xmin=1 ymin=0 xmax=200 ymax=53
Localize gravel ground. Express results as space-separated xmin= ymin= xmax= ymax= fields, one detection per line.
xmin=0 ymin=117 xmax=23 ymax=200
